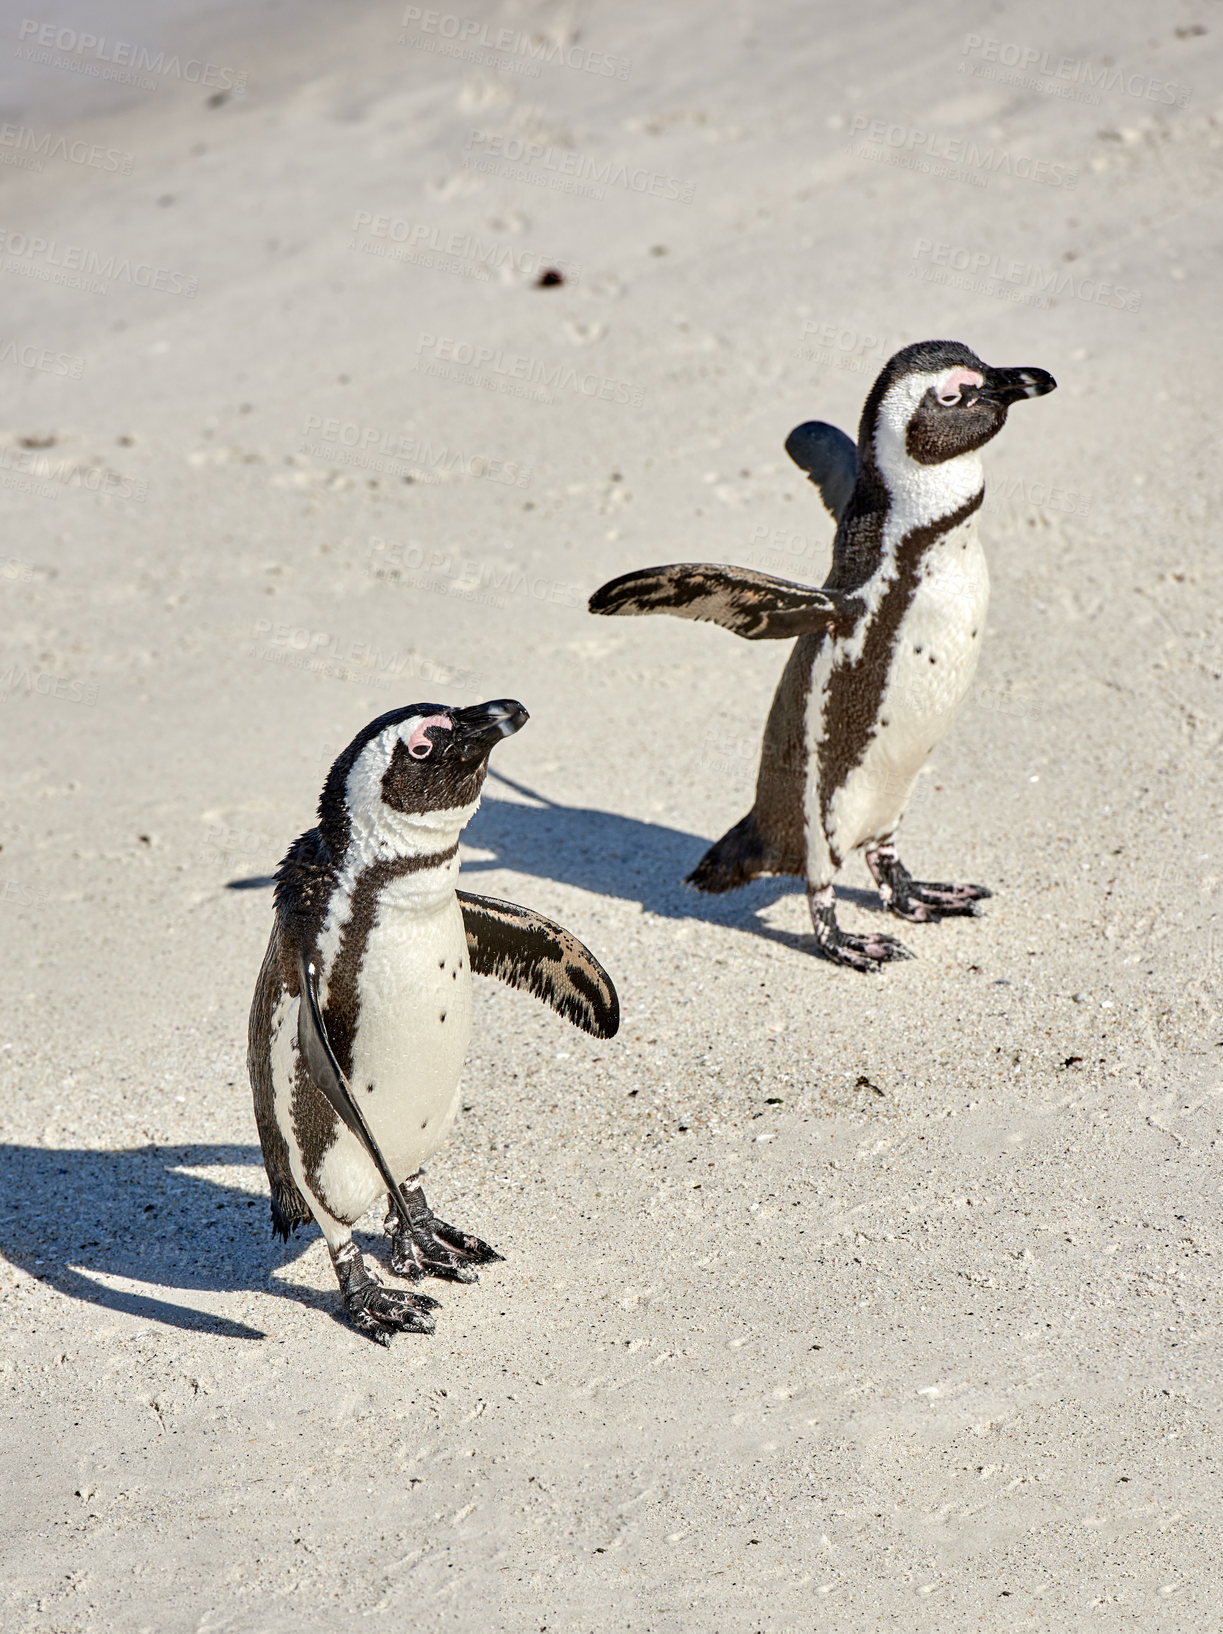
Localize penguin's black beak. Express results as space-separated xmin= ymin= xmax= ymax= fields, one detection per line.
xmin=449 ymin=699 xmax=529 ymax=759
xmin=978 ymin=365 xmax=1057 ymax=406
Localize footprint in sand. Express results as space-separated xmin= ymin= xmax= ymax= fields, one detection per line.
xmin=457 ymin=77 xmax=515 ymax=114
xmin=563 ymin=319 xmax=606 ymax=346
xmin=426 ymin=170 xmax=485 ymax=201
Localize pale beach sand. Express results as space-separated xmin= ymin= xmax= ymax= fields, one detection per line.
xmin=1 ymin=0 xmax=1221 ymax=1628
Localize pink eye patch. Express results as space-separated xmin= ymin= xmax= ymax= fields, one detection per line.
xmin=936 ymin=367 xmax=984 ymax=405
xmin=407 ymin=713 xmax=452 ymax=759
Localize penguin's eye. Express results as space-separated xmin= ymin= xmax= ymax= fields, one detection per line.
xmin=405 ymin=713 xmax=453 ymax=759
xmin=935 ymin=367 xmax=984 ymax=407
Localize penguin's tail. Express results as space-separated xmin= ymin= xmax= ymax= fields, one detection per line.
xmin=269 ymin=1189 xmax=310 ymax=1243
xmin=685 ymin=812 xmax=771 ymax=893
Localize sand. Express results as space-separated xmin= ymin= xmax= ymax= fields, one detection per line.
xmin=1 ymin=0 xmax=1221 ymax=1627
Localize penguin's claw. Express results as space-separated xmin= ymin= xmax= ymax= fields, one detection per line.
xmin=884 ymin=881 xmax=991 ymax=922
xmin=331 ymin=1238 xmax=439 ymax=1343
xmin=817 ymin=929 xmax=914 ymax=972
xmin=808 ymin=893 xmax=913 ymax=971
xmin=388 ymin=1216 xmax=504 ymax=1284
xmin=865 ymin=849 xmax=991 ymax=924
xmin=344 ymin=1283 xmax=439 ymax=1344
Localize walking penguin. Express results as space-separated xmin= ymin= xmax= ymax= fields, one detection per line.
xmin=589 ymin=340 xmax=1055 ymax=970
xmin=248 ymin=700 xmax=619 ymax=1342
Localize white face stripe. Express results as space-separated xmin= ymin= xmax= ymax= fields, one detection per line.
xmin=873 ymin=372 xmax=985 ymax=545
xmin=344 ymin=719 xmax=480 ymax=845
xmin=313 ymin=718 xmax=481 ymax=1005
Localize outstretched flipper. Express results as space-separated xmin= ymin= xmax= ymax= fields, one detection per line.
xmin=295 ymin=950 xmax=416 ymax=1224
xmin=784 ymin=420 xmax=859 ymax=522
xmin=588 ymin=563 xmax=850 ymax=640
xmin=457 ymin=891 xmax=619 ymax=1039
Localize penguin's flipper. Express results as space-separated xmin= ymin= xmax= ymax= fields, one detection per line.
xmin=294 ymin=952 xmax=416 ymax=1218
xmin=784 ymin=420 xmax=859 ymax=522
xmin=456 ymin=891 xmax=620 ymax=1039
xmin=588 ymin=563 xmax=847 ymax=640
xmin=249 ymin=930 xmax=313 ymax=1241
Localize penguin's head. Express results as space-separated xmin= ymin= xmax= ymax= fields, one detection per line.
xmin=862 ymin=340 xmax=1056 ymax=475
xmin=320 ymin=699 xmax=528 ymax=847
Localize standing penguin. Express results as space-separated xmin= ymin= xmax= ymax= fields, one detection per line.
xmin=589 ymin=340 xmax=1055 ymax=970
xmin=248 ymin=699 xmax=619 ymax=1343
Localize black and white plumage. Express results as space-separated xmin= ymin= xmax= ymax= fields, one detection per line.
xmin=589 ymin=340 xmax=1056 ymax=970
xmin=248 ymin=699 xmax=619 ymax=1343
xmin=590 ymin=562 xmax=845 ymax=641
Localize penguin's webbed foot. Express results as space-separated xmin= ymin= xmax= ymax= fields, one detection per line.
xmin=345 ymin=1281 xmax=440 ymax=1346
xmin=888 ymin=879 xmax=991 ymax=921
xmin=386 ymin=1189 xmax=504 ymax=1284
xmin=808 ymin=890 xmax=913 ymax=973
xmin=866 ymin=847 xmax=991 ymax=923
xmin=332 ymin=1240 xmax=439 ymax=1346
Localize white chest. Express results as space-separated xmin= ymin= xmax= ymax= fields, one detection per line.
xmin=345 ymin=893 xmax=473 ymax=1177
xmin=880 ymin=516 xmax=990 ymax=742
xmin=817 ymin=516 xmax=990 ymax=858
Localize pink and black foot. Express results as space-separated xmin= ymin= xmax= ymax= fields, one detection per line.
xmin=866 ymin=845 xmax=992 ymax=924
xmin=808 ymin=885 xmax=913 ymax=973
xmin=331 ymin=1239 xmax=440 ymax=1346
xmin=386 ymin=1180 xmax=504 ymax=1284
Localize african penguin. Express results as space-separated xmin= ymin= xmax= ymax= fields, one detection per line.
xmin=248 ymin=699 xmax=619 ymax=1343
xmin=589 ymin=340 xmax=1055 ymax=970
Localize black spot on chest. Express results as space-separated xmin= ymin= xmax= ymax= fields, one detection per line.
xmin=324 ymin=843 xmax=458 ymax=1077
xmin=816 ymin=489 xmax=983 ymax=838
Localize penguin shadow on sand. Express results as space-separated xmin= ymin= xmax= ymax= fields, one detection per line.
xmin=0 ymin=1142 xmax=386 ymax=1341
xmin=221 ymin=773 xmax=883 ymax=954
xmin=453 ymin=769 xmax=882 ymax=954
